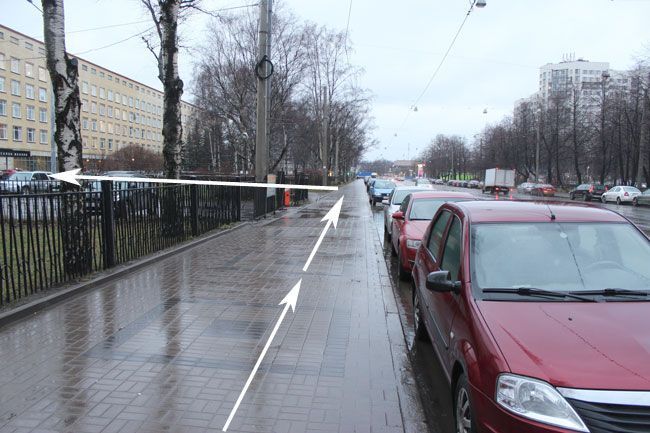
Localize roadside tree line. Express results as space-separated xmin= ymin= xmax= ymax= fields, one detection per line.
xmin=182 ymin=5 xmax=373 ymax=180
xmin=419 ymin=61 xmax=650 ymax=187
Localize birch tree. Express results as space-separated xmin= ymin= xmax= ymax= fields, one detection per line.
xmin=41 ymin=0 xmax=91 ymax=275
xmin=141 ymin=0 xmax=186 ymax=179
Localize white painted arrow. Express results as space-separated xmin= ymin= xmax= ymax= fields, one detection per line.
xmin=302 ymin=196 xmax=344 ymax=272
xmin=222 ymin=279 xmax=302 ymax=432
xmin=49 ymin=169 xmax=338 ymax=191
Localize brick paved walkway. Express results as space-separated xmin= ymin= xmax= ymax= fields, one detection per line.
xmin=0 ymin=181 xmax=425 ymax=433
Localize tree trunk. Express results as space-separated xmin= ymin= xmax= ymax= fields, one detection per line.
xmin=42 ymin=0 xmax=91 ymax=276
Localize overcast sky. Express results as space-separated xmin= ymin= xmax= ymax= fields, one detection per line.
xmin=4 ymin=0 xmax=650 ymax=161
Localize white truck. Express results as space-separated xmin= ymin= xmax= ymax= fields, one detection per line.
xmin=483 ymin=168 xmax=515 ymax=194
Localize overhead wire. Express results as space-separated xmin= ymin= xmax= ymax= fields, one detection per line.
xmin=387 ymin=1 xmax=481 ymax=152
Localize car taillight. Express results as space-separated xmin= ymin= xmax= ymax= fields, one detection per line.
xmin=624 ymin=192 xmax=629 ymax=196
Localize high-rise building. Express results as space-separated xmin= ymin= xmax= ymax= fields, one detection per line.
xmin=0 ymin=23 xmax=197 ymax=171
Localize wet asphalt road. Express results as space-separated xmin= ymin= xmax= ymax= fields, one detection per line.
xmin=366 ymin=181 xmax=650 ymax=433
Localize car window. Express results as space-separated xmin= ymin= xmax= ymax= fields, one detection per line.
xmin=623 ymin=187 xmax=640 ymax=193
xmin=408 ymin=198 xmax=471 ymax=221
xmin=391 ymin=188 xmax=426 ymax=205
xmin=373 ymin=180 xmax=395 ymax=189
xmin=441 ymin=217 xmax=462 ymax=281
xmin=399 ymin=194 xmax=411 ymax=213
xmin=577 ymin=184 xmax=587 ymax=190
xmin=427 ymin=211 xmax=452 ymax=260
xmin=35 ymin=173 xmax=48 ymax=181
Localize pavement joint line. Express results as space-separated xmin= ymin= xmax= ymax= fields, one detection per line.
xmin=0 ymin=222 xmax=250 ymax=329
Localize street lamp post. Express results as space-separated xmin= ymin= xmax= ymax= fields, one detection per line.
xmin=600 ymin=71 xmax=610 ymax=184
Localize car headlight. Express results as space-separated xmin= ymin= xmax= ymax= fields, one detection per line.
xmin=406 ymin=239 xmax=421 ymax=249
xmin=496 ymin=374 xmax=588 ymax=432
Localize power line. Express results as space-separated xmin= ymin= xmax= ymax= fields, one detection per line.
xmin=73 ymin=27 xmax=154 ymax=56
xmin=387 ymin=1 xmax=482 ymax=150
xmin=68 ymin=20 xmax=152 ymax=34
xmin=344 ymin=0 xmax=353 ymax=59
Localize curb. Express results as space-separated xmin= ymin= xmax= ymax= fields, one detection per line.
xmin=0 ymin=222 xmax=249 ymax=329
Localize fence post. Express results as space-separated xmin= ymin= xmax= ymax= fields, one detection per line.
xmin=190 ymin=185 xmax=199 ymax=236
xmin=100 ymin=180 xmax=115 ymax=269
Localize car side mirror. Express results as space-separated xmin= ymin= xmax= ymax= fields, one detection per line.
xmin=392 ymin=211 xmax=404 ymax=220
xmin=426 ymin=271 xmax=461 ymax=293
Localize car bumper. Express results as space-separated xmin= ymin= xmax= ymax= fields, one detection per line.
xmin=402 ymin=246 xmax=418 ymax=272
xmin=471 ymin=381 xmax=576 ymax=433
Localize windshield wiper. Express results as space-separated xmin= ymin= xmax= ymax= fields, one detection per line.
xmin=569 ymin=288 xmax=649 ymax=298
xmin=482 ymin=287 xmax=597 ymax=302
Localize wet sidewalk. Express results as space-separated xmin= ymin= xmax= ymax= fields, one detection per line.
xmin=0 ymin=181 xmax=425 ymax=433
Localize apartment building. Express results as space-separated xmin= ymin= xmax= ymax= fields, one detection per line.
xmin=0 ymin=23 xmax=197 ymax=171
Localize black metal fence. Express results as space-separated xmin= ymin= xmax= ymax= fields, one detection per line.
xmin=0 ymin=181 xmax=241 ymax=306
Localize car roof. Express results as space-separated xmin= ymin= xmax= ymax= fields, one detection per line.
xmin=409 ymin=191 xmax=475 ymax=200
xmin=451 ymin=200 xmax=627 ymax=223
xmin=393 ymin=185 xmax=429 ymax=191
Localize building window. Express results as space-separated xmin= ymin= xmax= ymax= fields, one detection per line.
xmin=135 ymin=99 xmax=139 ymax=110
xmin=82 ymin=99 xmax=88 ymax=112
xmin=108 ymin=138 xmax=113 ymax=150
xmin=25 ymin=84 xmax=34 ymax=99
xmin=82 ymin=117 xmax=88 ymax=129
xmin=91 ymin=101 xmax=97 ymax=113
xmin=0 ymin=76 xmax=4 ymax=93
xmin=26 ymin=105 xmax=35 ymax=120
xmin=12 ymin=102 xmax=21 ymax=118
xmin=25 ymin=62 xmax=34 ymax=77
xmin=99 ymin=87 xmax=105 ymax=99
xmin=108 ymin=122 xmax=113 ymax=133
xmin=13 ymin=126 xmax=22 ymax=141
xmin=38 ymin=67 xmax=47 ymax=81
xmin=9 ymin=36 xmax=18 ymax=45
xmin=91 ymin=68 xmax=96 ymax=75
xmin=39 ymin=87 xmax=47 ymax=102
xmin=25 ymin=42 xmax=33 ymax=51
xmin=0 ymin=53 xmax=4 ymax=70
xmin=128 ymin=96 xmax=133 ymax=107
xmin=82 ymin=81 xmax=88 ymax=94
xmin=99 ymin=104 xmax=105 ymax=116
xmin=82 ymin=64 xmax=88 ymax=71
xmin=11 ymin=80 xmax=20 ymax=96
xmin=40 ymin=129 xmax=47 ymax=144
xmin=107 ymin=90 xmax=113 ymax=101
xmin=91 ymin=119 xmax=97 ymax=131
xmin=122 ymin=111 xmax=127 ymax=121
xmin=100 ymin=138 xmax=105 ymax=149
xmin=115 ymin=108 xmax=120 ymax=118
xmin=115 ymin=92 xmax=120 ymax=102
xmin=91 ymin=85 xmax=97 ymax=96
xmin=0 ymin=100 xmax=5 ymax=116
xmin=26 ymin=128 xmax=35 ymax=143
xmin=39 ymin=107 xmax=47 ymax=122
xmin=10 ymin=57 xmax=20 ymax=73
xmin=0 ymin=123 xmax=7 ymax=140
xmin=92 ymin=137 xmax=97 ymax=148
xmin=99 ymin=120 xmax=105 ymax=132
xmin=99 ymin=71 xmax=104 ymax=78
xmin=122 ymin=95 xmax=127 ymax=105
xmin=108 ymin=75 xmax=113 ymax=81
xmin=107 ymin=106 xmax=113 ymax=117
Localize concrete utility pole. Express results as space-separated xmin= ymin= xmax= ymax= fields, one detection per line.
xmin=255 ymin=0 xmax=272 ymax=182
xmin=321 ymin=86 xmax=329 ymax=186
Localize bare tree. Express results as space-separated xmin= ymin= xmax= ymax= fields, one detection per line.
xmin=41 ymin=0 xmax=91 ymax=274
xmin=141 ymin=0 xmax=187 ymax=179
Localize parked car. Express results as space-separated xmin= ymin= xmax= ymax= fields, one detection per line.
xmin=517 ymin=182 xmax=537 ymax=194
xmin=633 ymin=189 xmax=650 ymax=207
xmin=1 ymin=169 xmax=22 ymax=180
xmin=468 ymin=180 xmax=480 ymax=188
xmin=601 ymin=185 xmax=642 ymax=205
xmin=368 ymin=179 xmax=396 ymax=206
xmin=391 ymin=191 xmax=474 ymax=280
xmin=414 ymin=178 xmax=432 ymax=188
xmin=569 ymin=183 xmax=607 ymax=201
xmin=0 ymin=171 xmax=59 ymax=194
xmin=412 ymin=200 xmax=650 ymax=433
xmin=530 ymin=183 xmax=557 ymax=197
xmin=85 ymin=173 xmax=158 ymax=218
xmin=382 ymin=186 xmax=429 ymax=239
xmin=366 ymin=178 xmax=376 ymax=191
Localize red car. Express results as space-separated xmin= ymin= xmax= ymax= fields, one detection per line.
xmin=390 ymin=191 xmax=474 ymax=280
xmin=412 ymin=200 xmax=650 ymax=433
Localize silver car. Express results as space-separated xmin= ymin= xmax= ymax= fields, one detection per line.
xmin=382 ymin=186 xmax=429 ymax=239
xmin=0 ymin=171 xmax=58 ymax=194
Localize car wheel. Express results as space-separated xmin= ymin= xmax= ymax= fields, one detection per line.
xmin=570 ymin=193 xmax=575 ymax=200
xmin=384 ymin=223 xmax=390 ymax=240
xmin=413 ymin=288 xmax=429 ymax=342
xmin=455 ymin=374 xmax=477 ymax=433
xmin=616 ymin=197 xmax=621 ymax=205
xmin=633 ymin=198 xmax=639 ymax=207
xmin=601 ymin=195 xmax=607 ymax=204
xmin=397 ymin=247 xmax=409 ymax=281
